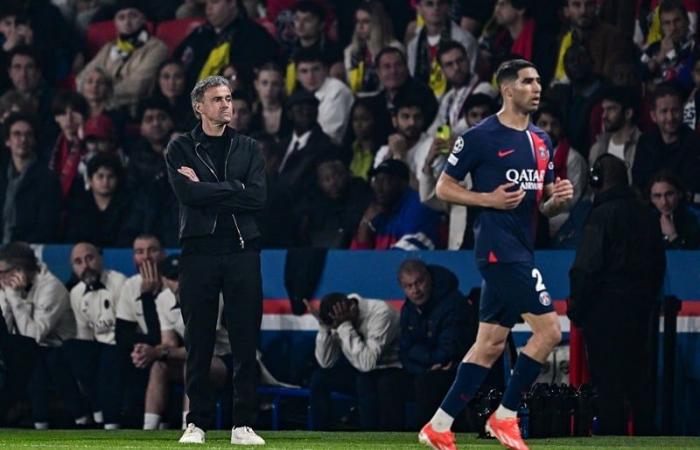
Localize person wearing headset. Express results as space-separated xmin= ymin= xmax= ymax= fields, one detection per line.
xmin=568 ymin=153 xmax=666 ymax=436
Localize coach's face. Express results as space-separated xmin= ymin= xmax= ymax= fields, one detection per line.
xmin=506 ymin=67 xmax=541 ymax=114
xmin=196 ymin=85 xmax=233 ymax=125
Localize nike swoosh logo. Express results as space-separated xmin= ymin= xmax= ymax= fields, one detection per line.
xmin=498 ymin=149 xmax=515 ymax=158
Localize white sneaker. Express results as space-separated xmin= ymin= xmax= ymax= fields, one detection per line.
xmin=231 ymin=426 xmax=265 ymax=445
xmin=179 ymin=423 xmax=205 ymax=444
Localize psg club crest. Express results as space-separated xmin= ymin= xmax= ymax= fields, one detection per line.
xmin=453 ymin=137 xmax=464 ymax=154
xmin=539 ymin=291 xmax=552 ymax=306
xmin=537 ymin=146 xmax=549 ymax=161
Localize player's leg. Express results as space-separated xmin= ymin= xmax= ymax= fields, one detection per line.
xmin=144 ymin=360 xmax=170 ymax=430
xmin=97 ymin=343 xmax=122 ymax=429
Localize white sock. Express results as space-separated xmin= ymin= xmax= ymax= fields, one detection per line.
xmin=495 ymin=404 xmax=517 ymax=419
xmin=75 ymin=415 xmax=90 ymax=425
xmin=429 ymin=408 xmax=454 ymax=432
xmin=104 ymin=423 xmax=120 ymax=430
xmin=143 ymin=412 xmax=161 ymax=430
xmin=182 ymin=411 xmax=189 ymax=430
xmin=34 ymin=422 xmax=49 ymax=430
xmin=93 ymin=411 xmax=104 ymax=424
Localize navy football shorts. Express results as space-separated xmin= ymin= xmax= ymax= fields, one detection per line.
xmin=478 ymin=261 xmax=555 ymax=328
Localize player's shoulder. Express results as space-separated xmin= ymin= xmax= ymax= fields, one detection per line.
xmin=527 ymin=123 xmax=553 ymax=148
xmin=466 ymin=114 xmax=500 ymax=136
xmin=453 ymin=115 xmax=498 ymax=152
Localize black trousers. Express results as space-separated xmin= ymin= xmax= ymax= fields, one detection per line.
xmin=64 ymin=340 xmax=122 ymax=424
xmin=179 ymin=250 xmax=263 ymax=430
xmin=310 ymin=364 xmax=406 ymax=431
xmin=584 ymin=310 xmax=654 ymax=435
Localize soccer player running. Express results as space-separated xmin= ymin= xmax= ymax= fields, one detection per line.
xmin=418 ymin=59 xmax=574 ymax=450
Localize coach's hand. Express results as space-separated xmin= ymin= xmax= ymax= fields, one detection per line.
xmin=486 ymin=182 xmax=526 ymax=210
xmin=178 ymin=166 xmax=200 ymax=182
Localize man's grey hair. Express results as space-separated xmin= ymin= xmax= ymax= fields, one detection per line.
xmin=190 ymin=76 xmax=231 ymax=120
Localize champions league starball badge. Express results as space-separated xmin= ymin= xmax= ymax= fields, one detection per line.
xmin=453 ymin=136 xmax=464 ymax=154
xmin=539 ymin=291 xmax=552 ymax=306
xmin=538 ymin=146 xmax=549 ymax=161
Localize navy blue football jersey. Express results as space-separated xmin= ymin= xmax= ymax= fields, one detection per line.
xmin=444 ymin=115 xmax=554 ymax=267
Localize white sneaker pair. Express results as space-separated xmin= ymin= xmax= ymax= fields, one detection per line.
xmin=178 ymin=423 xmax=265 ymax=445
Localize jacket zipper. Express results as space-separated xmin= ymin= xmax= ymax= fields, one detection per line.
xmin=223 ymin=139 xmax=245 ymax=249
xmin=194 ymin=143 xmax=218 ymax=235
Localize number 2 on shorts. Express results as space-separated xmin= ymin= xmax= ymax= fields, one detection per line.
xmin=531 ymin=268 xmax=546 ymax=292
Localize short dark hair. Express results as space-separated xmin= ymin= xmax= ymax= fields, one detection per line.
xmin=462 ymin=93 xmax=495 ymax=116
xmin=87 ymin=154 xmax=124 ymax=180
xmin=392 ymin=91 xmax=424 ymax=115
xmin=398 ymin=259 xmax=429 ymax=277
xmin=659 ymin=0 xmax=688 ymax=17
xmin=0 ymin=242 xmax=39 ymax=274
xmin=600 ymin=86 xmax=637 ymax=113
xmin=319 ymin=292 xmax=349 ymax=326
xmin=51 ymin=90 xmax=89 ymax=118
xmin=651 ymin=82 xmax=684 ymax=108
xmin=495 ymin=59 xmax=536 ymax=87
xmin=437 ymin=40 xmax=467 ymax=64
xmin=508 ymin=0 xmax=530 ymax=12
xmin=231 ymin=89 xmax=253 ymax=107
xmin=649 ymin=169 xmax=685 ymax=195
xmin=375 ymin=46 xmax=407 ymax=68
xmin=7 ymin=45 xmax=39 ymax=69
xmin=593 ymin=153 xmax=629 ymax=188
xmin=293 ymin=47 xmax=325 ymax=66
xmin=3 ymin=112 xmax=36 ymax=141
xmin=138 ymin=97 xmax=174 ymax=123
xmin=292 ymin=0 xmax=326 ymax=21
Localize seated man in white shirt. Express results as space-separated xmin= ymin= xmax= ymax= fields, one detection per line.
xmin=114 ymin=234 xmax=166 ymax=427
xmin=0 ymin=242 xmax=88 ymax=429
xmin=66 ymin=242 xmax=127 ymax=430
xmin=373 ymin=92 xmax=432 ymax=189
xmin=295 ymin=47 xmax=354 ymax=145
xmin=306 ymin=292 xmax=405 ymax=431
xmin=142 ymin=254 xmax=232 ymax=430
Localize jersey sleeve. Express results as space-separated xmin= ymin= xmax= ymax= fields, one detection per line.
xmin=443 ymin=131 xmax=480 ymax=181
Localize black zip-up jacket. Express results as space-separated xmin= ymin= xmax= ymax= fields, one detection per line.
xmin=164 ymin=124 xmax=266 ymax=246
xmin=568 ymin=185 xmax=666 ymax=327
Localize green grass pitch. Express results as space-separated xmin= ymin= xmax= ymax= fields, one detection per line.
xmin=1 ymin=430 xmax=700 ymax=449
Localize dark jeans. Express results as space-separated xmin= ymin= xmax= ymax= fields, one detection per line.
xmin=584 ymin=311 xmax=654 ymax=435
xmin=179 ymin=250 xmax=263 ymax=430
xmin=30 ymin=345 xmax=88 ymax=423
xmin=310 ymin=364 xmax=406 ymax=431
xmin=64 ymin=340 xmax=122 ymax=424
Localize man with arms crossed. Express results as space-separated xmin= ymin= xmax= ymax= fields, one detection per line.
xmin=418 ymin=59 xmax=574 ymax=450
xmin=165 ymin=75 xmax=266 ymax=445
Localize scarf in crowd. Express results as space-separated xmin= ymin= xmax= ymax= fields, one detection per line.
xmin=348 ymin=44 xmax=379 ymax=94
xmin=511 ymin=18 xmax=535 ymax=62
xmin=111 ymin=27 xmax=149 ymax=61
xmin=50 ymin=134 xmax=85 ymax=198
xmin=415 ymin=25 xmax=450 ymax=98
xmin=553 ymin=138 xmax=570 ymax=180
xmin=198 ymin=24 xmax=238 ymax=81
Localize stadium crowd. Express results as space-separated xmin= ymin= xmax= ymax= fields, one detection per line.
xmin=0 ymin=0 xmax=699 ymax=433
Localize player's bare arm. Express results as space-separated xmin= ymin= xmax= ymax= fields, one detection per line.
xmin=436 ymin=172 xmax=526 ymax=210
xmin=540 ymin=176 xmax=574 ymax=217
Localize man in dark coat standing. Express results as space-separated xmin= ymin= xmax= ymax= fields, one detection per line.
xmin=568 ymin=154 xmax=666 ymax=435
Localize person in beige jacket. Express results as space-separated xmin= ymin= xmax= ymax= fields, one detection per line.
xmin=78 ymin=1 xmax=168 ymax=110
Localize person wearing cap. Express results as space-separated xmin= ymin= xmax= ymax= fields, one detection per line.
xmin=77 ymin=0 xmax=168 ymax=110
xmin=351 ymin=159 xmax=441 ymax=250
xmin=277 ymin=88 xmax=337 ymax=199
xmin=65 ymin=242 xmax=127 ymax=429
xmin=142 ymin=254 xmax=232 ymax=431
xmin=294 ymin=47 xmax=353 ymax=145
xmin=165 ymin=76 xmax=266 ymax=445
